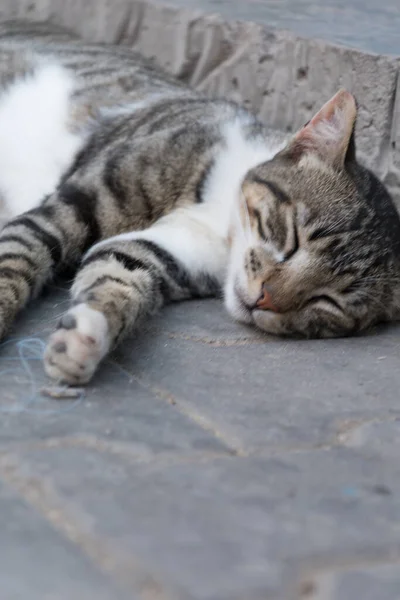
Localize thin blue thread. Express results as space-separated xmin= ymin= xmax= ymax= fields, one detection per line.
xmin=0 ymin=336 xmax=84 ymax=414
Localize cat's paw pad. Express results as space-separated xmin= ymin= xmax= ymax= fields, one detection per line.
xmin=44 ymin=304 xmax=110 ymax=384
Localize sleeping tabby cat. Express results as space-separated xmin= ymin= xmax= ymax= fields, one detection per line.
xmin=0 ymin=20 xmax=399 ymax=384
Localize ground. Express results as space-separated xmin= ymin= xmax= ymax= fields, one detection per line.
xmin=1 ymin=278 xmax=400 ymax=600
xmin=166 ymin=0 xmax=400 ymax=56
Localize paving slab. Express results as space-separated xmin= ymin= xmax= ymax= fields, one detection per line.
xmin=3 ymin=443 xmax=400 ymax=600
xmin=140 ymin=0 xmax=400 ymax=57
xmin=114 ymin=301 xmax=400 ymax=454
xmin=0 ymin=286 xmax=400 ymax=598
xmin=0 ymin=478 xmax=130 ymax=600
xmin=0 ymin=287 xmax=230 ymax=457
xmin=302 ymin=565 xmax=400 ymax=600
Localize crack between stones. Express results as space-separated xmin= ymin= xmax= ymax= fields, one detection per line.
xmin=109 ymin=360 xmax=248 ymax=456
xmin=296 ymin=548 xmax=400 ymax=580
xmin=0 ymin=435 xmax=232 ymax=467
xmin=2 ymin=430 xmax=392 ymax=473
xmin=113 ymin=1 xmax=136 ymax=45
xmin=162 ymin=330 xmax=269 ymax=346
xmin=377 ymin=63 xmax=399 ymax=179
xmin=334 ymin=414 xmax=400 ymax=444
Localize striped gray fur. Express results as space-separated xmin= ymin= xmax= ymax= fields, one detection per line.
xmin=0 ymin=22 xmax=260 ymax=355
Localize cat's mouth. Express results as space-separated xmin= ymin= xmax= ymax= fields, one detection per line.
xmin=233 ymin=283 xmax=273 ymax=323
xmin=234 ymin=283 xmax=277 ymax=315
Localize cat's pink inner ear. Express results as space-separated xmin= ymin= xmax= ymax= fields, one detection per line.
xmin=290 ymin=89 xmax=357 ymax=168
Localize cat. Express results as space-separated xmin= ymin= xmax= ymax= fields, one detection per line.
xmin=0 ymin=19 xmax=399 ymax=385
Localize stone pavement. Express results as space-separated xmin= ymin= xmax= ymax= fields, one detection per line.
xmin=1 ymin=280 xmax=400 ymax=600
xmin=150 ymin=0 xmax=400 ymax=56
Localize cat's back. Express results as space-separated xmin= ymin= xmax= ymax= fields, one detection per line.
xmin=0 ymin=19 xmax=192 ymax=219
xmin=0 ymin=19 xmax=186 ymax=106
xmin=0 ymin=20 xmax=284 ymax=231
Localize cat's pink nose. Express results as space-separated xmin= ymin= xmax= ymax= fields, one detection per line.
xmin=256 ymin=286 xmax=279 ymax=312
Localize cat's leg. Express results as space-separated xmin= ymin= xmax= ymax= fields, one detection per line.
xmin=44 ymin=212 xmax=227 ymax=384
xmin=0 ymin=183 xmax=100 ymax=339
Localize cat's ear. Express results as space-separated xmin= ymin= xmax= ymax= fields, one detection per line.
xmin=285 ymin=89 xmax=357 ymax=169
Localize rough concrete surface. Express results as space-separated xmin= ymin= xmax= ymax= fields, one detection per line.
xmin=0 ymin=1 xmax=400 ymax=599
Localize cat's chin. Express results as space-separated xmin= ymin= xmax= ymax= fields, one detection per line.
xmin=224 ymin=284 xmax=254 ymax=324
xmin=253 ymin=309 xmax=282 ymax=335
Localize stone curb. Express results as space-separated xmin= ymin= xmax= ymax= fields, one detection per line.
xmin=2 ymin=0 xmax=400 ymax=205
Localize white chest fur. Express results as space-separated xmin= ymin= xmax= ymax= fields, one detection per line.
xmin=0 ymin=63 xmax=84 ymax=219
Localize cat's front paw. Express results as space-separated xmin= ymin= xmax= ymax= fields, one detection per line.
xmin=44 ymin=304 xmax=110 ymax=384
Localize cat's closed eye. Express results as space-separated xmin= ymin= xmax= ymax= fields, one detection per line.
xmin=252 ymin=208 xmax=268 ymax=241
xmin=307 ymin=295 xmax=343 ymax=312
xmin=283 ymin=222 xmax=299 ymax=261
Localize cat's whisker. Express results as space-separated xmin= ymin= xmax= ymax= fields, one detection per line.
xmin=356 ymin=275 xmax=400 ymax=285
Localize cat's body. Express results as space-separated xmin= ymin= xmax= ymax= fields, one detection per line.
xmin=0 ymin=20 xmax=399 ymax=384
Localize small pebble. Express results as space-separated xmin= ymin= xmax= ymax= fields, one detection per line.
xmin=41 ymin=386 xmax=85 ymax=400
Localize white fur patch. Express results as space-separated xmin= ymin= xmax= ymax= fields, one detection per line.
xmin=196 ymin=118 xmax=283 ymax=239
xmin=0 ymin=63 xmax=84 ymax=218
xmin=313 ymin=107 xmax=346 ymax=144
xmin=87 ymin=212 xmax=229 ymax=285
xmin=87 ymin=117 xmax=283 ymax=282
xmin=44 ymin=303 xmax=110 ymax=384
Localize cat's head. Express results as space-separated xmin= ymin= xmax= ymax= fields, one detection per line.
xmin=226 ymin=90 xmax=400 ymax=338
